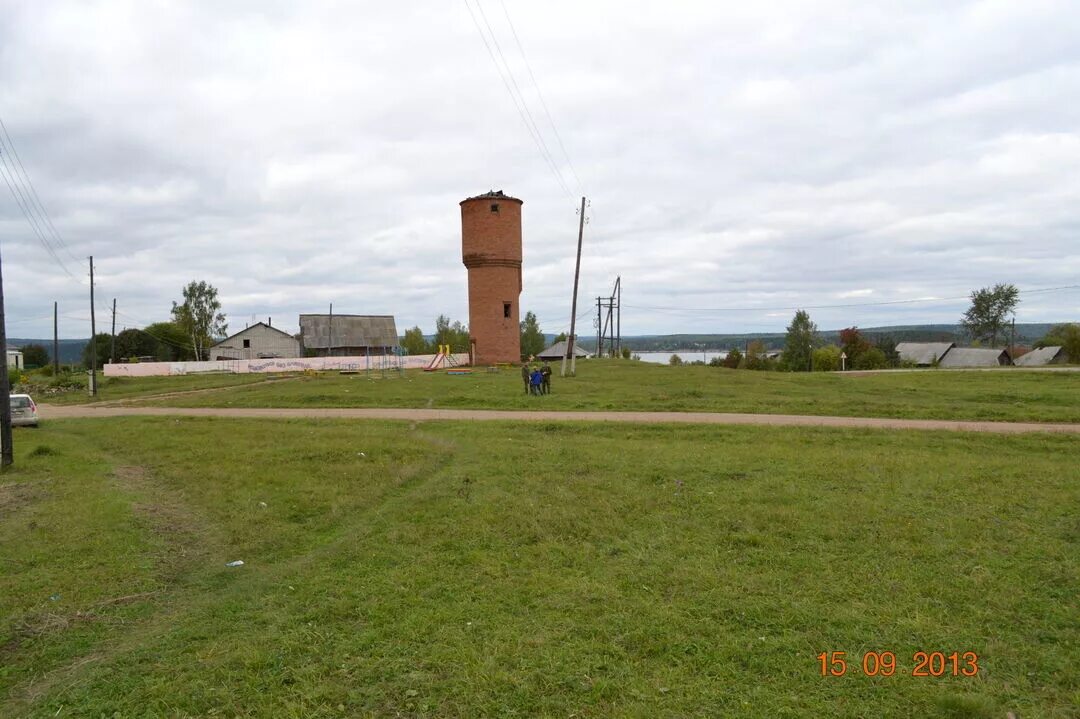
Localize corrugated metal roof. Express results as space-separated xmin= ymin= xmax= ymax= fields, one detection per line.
xmin=536 ymin=340 xmax=589 ymax=360
xmin=938 ymin=347 xmax=1011 ymax=368
xmin=299 ymin=315 xmax=399 ymax=349
xmin=896 ymin=342 xmax=954 ymax=365
xmin=1014 ymin=346 xmax=1065 ymax=366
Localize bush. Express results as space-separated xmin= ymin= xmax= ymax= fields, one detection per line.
xmin=812 ymin=345 xmax=842 ymax=371
xmin=668 ymin=354 xmax=684 ymax=366
xmin=854 ymin=347 xmax=889 ymax=370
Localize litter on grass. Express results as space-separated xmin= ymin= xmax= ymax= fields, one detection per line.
xmin=225 ymin=560 xmax=244 ymax=567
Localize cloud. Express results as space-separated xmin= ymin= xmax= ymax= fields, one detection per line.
xmin=0 ymin=0 xmax=1078 ymax=342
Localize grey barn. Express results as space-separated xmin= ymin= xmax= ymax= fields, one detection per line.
xmin=299 ymin=314 xmax=399 ymax=357
xmin=209 ymin=322 xmax=301 ymax=360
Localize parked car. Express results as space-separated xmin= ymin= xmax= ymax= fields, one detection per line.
xmin=10 ymin=394 xmax=38 ymax=427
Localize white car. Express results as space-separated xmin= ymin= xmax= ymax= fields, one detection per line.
xmin=10 ymin=394 xmax=38 ymax=427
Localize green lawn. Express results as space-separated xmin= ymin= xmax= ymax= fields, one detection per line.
xmin=72 ymin=360 xmax=1080 ymax=423
xmin=2 ymin=418 xmax=1076 ymax=717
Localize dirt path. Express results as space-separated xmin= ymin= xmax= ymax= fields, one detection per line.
xmin=38 ymin=404 xmax=1080 ymax=435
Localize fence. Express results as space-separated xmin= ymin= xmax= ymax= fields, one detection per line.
xmin=103 ymin=353 xmax=470 ymax=377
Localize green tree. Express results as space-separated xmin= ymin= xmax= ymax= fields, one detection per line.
xmin=620 ymin=346 xmax=631 ymax=359
xmin=782 ymin=310 xmax=818 ymax=371
xmin=400 ymin=326 xmax=432 ymax=355
xmin=854 ymin=346 xmax=888 ymax=370
xmin=171 ymin=281 xmax=227 ymax=360
xmin=143 ymin=322 xmax=195 ymax=361
xmin=114 ymin=328 xmax=158 ymax=361
xmin=1036 ymin=323 xmax=1080 ymax=362
xmin=722 ymin=346 xmax=742 ymax=369
xmin=875 ymin=335 xmax=900 ymax=367
xmin=960 ymin=283 xmax=1019 ymax=347
xmin=812 ymin=344 xmax=842 ymax=371
xmin=20 ymin=343 xmax=49 ymax=368
xmin=81 ymin=333 xmax=113 ymax=369
xmin=553 ymin=332 xmax=568 ymax=344
xmin=742 ymin=340 xmax=767 ymax=370
xmin=668 ymin=354 xmax=684 ymax=366
xmin=434 ymin=315 xmax=470 ymax=353
xmin=519 ymin=311 xmax=545 ymax=360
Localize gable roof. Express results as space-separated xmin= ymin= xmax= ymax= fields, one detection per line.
xmin=938 ymin=347 xmax=1011 ymax=368
xmin=1014 ymin=346 xmax=1065 ymax=366
xmin=209 ymin=322 xmax=298 ymax=349
xmin=299 ymin=314 xmax=398 ymax=349
xmin=536 ymin=339 xmax=590 ymax=360
xmin=896 ymin=342 xmax=954 ymax=365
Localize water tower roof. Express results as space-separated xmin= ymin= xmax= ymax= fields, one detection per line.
xmin=461 ymin=189 xmax=523 ymax=205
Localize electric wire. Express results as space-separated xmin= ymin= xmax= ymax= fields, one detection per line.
xmin=462 ymin=0 xmax=576 ymax=205
xmin=497 ymin=0 xmax=585 ymax=197
xmin=0 ymin=148 xmax=79 ymax=281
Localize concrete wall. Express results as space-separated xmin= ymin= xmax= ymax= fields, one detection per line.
xmin=461 ymin=193 xmax=522 ymax=365
xmin=103 ymin=353 xmax=469 ymax=377
xmin=210 ymin=323 xmax=301 ymax=360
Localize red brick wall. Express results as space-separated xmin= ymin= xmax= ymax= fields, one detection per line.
xmin=461 ymin=196 xmax=523 ymax=365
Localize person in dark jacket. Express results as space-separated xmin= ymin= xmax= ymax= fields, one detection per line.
xmin=530 ymin=367 xmax=543 ymax=395
xmin=521 ymin=363 xmax=530 ymax=395
xmin=540 ymin=362 xmax=552 ymax=394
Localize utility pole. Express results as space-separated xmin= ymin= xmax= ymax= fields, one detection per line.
xmin=0 ymin=245 xmax=13 ymax=468
xmin=328 ymin=302 xmax=333 ymax=357
xmin=110 ymin=298 xmax=117 ymax=365
xmin=562 ymin=196 xmax=586 ymax=377
xmin=596 ymin=296 xmax=602 ymax=357
xmin=616 ymin=276 xmax=621 ymax=357
xmin=89 ymin=256 xmax=97 ymax=396
xmin=53 ymin=301 xmax=59 ymax=374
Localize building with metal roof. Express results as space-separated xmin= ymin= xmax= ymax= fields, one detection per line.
xmin=209 ymin=322 xmax=301 ymax=360
xmin=299 ymin=314 xmax=398 ymax=357
xmin=938 ymin=347 xmax=1012 ymax=368
xmin=896 ymin=342 xmax=954 ymax=366
xmin=536 ymin=339 xmax=590 ymax=361
xmin=1014 ymin=346 xmax=1068 ymax=367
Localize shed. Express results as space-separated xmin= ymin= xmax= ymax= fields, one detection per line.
xmin=299 ymin=314 xmax=399 ymax=357
xmin=6 ymin=349 xmax=23 ymax=370
xmin=896 ymin=342 xmax=954 ymax=366
xmin=938 ymin=347 xmax=1012 ymax=368
xmin=1014 ymin=346 xmax=1068 ymax=367
xmin=209 ymin=322 xmax=301 ymax=360
xmin=536 ymin=339 xmax=590 ymax=361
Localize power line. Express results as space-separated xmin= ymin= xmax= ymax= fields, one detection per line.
xmin=0 ymin=114 xmax=80 ymax=264
xmin=498 ymin=0 xmax=585 ymax=196
xmin=461 ymin=0 xmax=576 ymax=204
xmin=0 ymin=149 xmax=79 ymax=281
xmin=622 ymin=285 xmax=1080 ymax=315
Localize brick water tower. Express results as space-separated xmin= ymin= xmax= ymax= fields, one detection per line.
xmin=461 ymin=190 xmax=523 ymax=365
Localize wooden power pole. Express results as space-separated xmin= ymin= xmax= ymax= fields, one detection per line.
xmin=53 ymin=301 xmax=59 ymax=374
xmin=562 ymin=196 xmax=586 ymax=377
xmin=0 ymin=245 xmax=12 ymax=468
xmin=110 ymin=297 xmax=116 ymax=365
xmin=89 ymin=256 xmax=97 ymax=396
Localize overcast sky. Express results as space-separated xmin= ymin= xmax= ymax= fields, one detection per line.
xmin=1 ymin=0 xmax=1078 ymax=341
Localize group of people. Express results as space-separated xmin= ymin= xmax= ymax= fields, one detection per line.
xmin=521 ymin=361 xmax=552 ymax=395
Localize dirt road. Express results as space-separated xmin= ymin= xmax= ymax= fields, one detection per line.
xmin=38 ymin=404 xmax=1080 ymax=435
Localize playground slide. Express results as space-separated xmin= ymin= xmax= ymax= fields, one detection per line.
xmin=423 ymin=352 xmax=445 ymax=371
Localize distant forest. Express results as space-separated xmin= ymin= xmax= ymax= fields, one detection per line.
xmin=614 ymin=323 xmax=1060 ymax=352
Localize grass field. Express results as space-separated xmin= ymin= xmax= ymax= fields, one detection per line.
xmin=63 ymin=360 xmax=1080 ymax=423
xmin=2 ymin=417 xmax=1077 ymax=717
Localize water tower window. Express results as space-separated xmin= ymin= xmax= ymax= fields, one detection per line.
xmin=490 ymin=203 xmax=499 ymax=213
xmin=503 ymin=302 xmax=512 ymax=318
xmin=243 ymin=339 xmax=251 ymax=348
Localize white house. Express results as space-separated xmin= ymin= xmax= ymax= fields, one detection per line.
xmin=208 ymin=322 xmax=301 ymax=360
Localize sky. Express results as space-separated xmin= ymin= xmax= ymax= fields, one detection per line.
xmin=1 ymin=0 xmax=1078 ymax=342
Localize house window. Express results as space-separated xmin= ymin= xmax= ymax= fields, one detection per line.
xmin=490 ymin=203 xmax=499 ymax=213
xmin=503 ymin=302 xmax=511 ymax=318
xmin=243 ymin=339 xmax=251 ymax=348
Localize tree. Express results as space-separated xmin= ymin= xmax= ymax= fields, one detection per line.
xmin=782 ymin=310 xmax=819 ymax=372
xmin=171 ymin=281 xmax=227 ymax=361
xmin=20 ymin=343 xmax=49 ymax=368
xmin=812 ymin=345 xmax=842 ymax=371
xmin=839 ymin=327 xmax=870 ymax=368
xmin=668 ymin=354 xmax=684 ymax=366
xmin=1036 ymin=323 xmax=1080 ymax=362
xmin=875 ymin=335 xmax=900 ymax=367
xmin=143 ymin=321 xmax=195 ymax=361
xmin=519 ymin=311 xmax=545 ymax=360
xmin=960 ymin=283 xmax=1019 ymax=347
xmin=620 ymin=346 xmax=631 ymax=359
xmin=434 ymin=315 xmax=470 ymax=353
xmin=742 ymin=341 xmax=767 ymax=370
xmin=722 ymin=346 xmax=742 ymax=369
xmin=114 ymin=328 xmax=158 ymax=361
xmin=400 ymin=326 xmax=432 ymax=356
xmin=81 ymin=333 xmax=113 ymax=369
